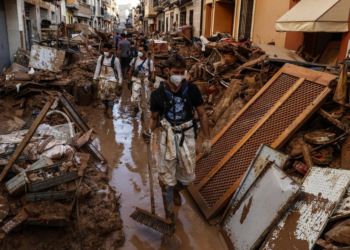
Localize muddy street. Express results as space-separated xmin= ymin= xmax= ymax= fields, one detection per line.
xmin=83 ymin=82 xmax=222 ymax=250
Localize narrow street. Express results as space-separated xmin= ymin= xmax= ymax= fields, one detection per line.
xmin=82 ymin=82 xmax=223 ymax=250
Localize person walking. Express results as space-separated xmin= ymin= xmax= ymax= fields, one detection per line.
xmin=142 ymin=54 xmax=211 ymax=223
xmin=128 ymin=44 xmax=155 ymax=118
xmin=93 ymin=43 xmax=123 ymax=119
xmin=117 ymin=33 xmax=130 ymax=79
xmin=114 ymin=32 xmax=120 ymax=49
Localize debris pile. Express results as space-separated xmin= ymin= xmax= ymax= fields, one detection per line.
xmin=0 ymin=24 xmax=125 ymax=249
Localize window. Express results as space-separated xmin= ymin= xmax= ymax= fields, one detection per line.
xmin=180 ymin=12 xmax=186 ymax=26
xmin=238 ymin=0 xmax=255 ymax=39
xmin=70 ymin=16 xmax=73 ymax=24
xmin=189 ymin=10 xmax=193 ymax=26
xmin=166 ymin=17 xmax=168 ymax=32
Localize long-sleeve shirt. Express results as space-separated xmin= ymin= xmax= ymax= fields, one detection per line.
xmin=93 ymin=55 xmax=123 ymax=83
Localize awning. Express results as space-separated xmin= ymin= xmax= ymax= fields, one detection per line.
xmin=276 ymin=0 xmax=350 ymax=32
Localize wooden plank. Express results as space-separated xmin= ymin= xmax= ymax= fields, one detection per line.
xmin=0 ymin=97 xmax=54 ymax=182
xmin=282 ymin=63 xmax=336 ymax=86
xmin=196 ymin=78 xmax=305 ymax=191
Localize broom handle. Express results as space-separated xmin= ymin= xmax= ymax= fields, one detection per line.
xmin=141 ymin=72 xmax=156 ymax=215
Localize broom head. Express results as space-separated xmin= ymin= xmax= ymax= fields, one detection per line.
xmin=130 ymin=207 xmax=175 ymax=236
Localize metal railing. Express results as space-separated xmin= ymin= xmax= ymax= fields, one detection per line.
xmin=104 ymin=13 xmax=110 ymax=20
xmin=90 ymin=5 xmax=96 ymax=15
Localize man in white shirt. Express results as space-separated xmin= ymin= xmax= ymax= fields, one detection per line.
xmin=128 ymin=44 xmax=155 ymax=118
xmin=93 ymin=43 xmax=123 ymax=119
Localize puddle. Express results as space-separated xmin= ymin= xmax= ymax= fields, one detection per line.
xmin=82 ymin=83 xmax=222 ymax=250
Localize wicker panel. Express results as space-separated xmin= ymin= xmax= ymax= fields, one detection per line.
xmin=199 ymin=81 xmax=325 ymax=207
xmin=195 ymin=74 xmax=299 ymax=185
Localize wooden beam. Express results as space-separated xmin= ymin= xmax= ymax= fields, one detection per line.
xmin=318 ymin=109 xmax=350 ymax=134
xmin=0 ymin=97 xmax=54 ymax=182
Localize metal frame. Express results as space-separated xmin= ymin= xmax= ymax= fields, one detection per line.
xmin=188 ymin=63 xmax=336 ymax=219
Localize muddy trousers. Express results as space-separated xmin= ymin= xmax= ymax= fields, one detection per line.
xmin=159 ymin=181 xmax=188 ymax=222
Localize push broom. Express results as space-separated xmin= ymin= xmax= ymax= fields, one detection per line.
xmin=130 ymin=72 xmax=175 ymax=236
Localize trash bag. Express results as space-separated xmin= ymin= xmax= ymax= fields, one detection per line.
xmin=325 ymin=219 xmax=350 ymax=245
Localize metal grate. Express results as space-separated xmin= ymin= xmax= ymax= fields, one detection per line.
xmin=195 ymin=74 xmax=299 ymax=186
xmin=199 ymin=81 xmax=324 ymax=207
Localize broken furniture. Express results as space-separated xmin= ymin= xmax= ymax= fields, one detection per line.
xmin=189 ymin=63 xmax=337 ymax=219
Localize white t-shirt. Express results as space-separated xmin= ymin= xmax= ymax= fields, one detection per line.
xmin=129 ymin=57 xmax=155 ymax=77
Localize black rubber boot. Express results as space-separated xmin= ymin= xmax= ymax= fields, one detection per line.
xmin=160 ymin=183 xmax=175 ymax=223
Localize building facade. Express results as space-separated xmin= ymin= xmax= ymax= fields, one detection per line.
xmin=202 ymin=0 xmax=350 ymax=62
xmin=152 ymin=0 xmax=201 ymax=37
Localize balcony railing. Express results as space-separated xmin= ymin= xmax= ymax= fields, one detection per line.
xmin=153 ymin=0 xmax=164 ymax=12
xmin=162 ymin=0 xmax=171 ymax=7
xmin=103 ymin=0 xmax=111 ymax=4
xmin=104 ymin=13 xmax=110 ymax=20
xmin=90 ymin=5 xmax=96 ymax=15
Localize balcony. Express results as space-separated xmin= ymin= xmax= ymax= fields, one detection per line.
xmin=90 ymin=5 xmax=96 ymax=16
xmin=103 ymin=0 xmax=111 ymax=4
xmin=73 ymin=2 xmax=91 ymax=19
xmin=162 ymin=0 xmax=171 ymax=7
xmin=66 ymin=0 xmax=79 ymax=10
xmin=153 ymin=0 xmax=164 ymax=12
xmin=103 ymin=13 xmax=110 ymax=20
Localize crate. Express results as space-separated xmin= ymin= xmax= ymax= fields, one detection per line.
xmin=26 ymin=190 xmax=76 ymax=202
xmin=6 ymin=156 xmax=53 ymax=195
xmin=25 ymin=161 xmax=78 ymax=193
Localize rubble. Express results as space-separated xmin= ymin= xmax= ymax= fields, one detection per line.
xmin=2 ymin=24 xmax=350 ymax=249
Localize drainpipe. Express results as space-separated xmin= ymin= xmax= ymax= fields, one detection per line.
xmin=200 ymin=0 xmax=203 ymax=36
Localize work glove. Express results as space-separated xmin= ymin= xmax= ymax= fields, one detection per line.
xmin=142 ymin=129 xmax=152 ymax=144
xmin=118 ymin=82 xmax=122 ymax=89
xmin=93 ymin=79 xmax=96 ymax=84
xmin=201 ymin=140 xmax=211 ymax=157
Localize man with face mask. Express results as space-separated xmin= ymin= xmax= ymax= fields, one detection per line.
xmin=142 ymin=54 xmax=211 ymax=224
xmin=93 ymin=43 xmax=123 ymax=119
xmin=128 ymin=44 xmax=155 ymax=117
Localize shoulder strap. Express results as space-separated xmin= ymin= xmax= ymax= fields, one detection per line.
xmin=111 ymin=55 xmax=117 ymax=78
xmin=132 ymin=58 xmax=137 ymax=71
xmin=181 ymin=81 xmax=193 ymax=114
xmin=99 ymin=55 xmax=105 ymax=75
xmin=148 ymin=58 xmax=151 ymax=77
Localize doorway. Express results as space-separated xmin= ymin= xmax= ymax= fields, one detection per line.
xmin=0 ymin=0 xmax=10 ymax=73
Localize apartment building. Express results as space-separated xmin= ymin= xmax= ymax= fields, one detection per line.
xmin=0 ymin=0 xmax=61 ymax=72
xmin=152 ymin=0 xmax=201 ymax=37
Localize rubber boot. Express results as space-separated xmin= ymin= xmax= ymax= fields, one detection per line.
xmin=160 ymin=183 xmax=175 ymax=223
xmin=106 ymin=104 xmax=113 ymax=119
xmin=130 ymin=103 xmax=139 ymax=118
xmin=173 ymin=186 xmax=182 ymax=206
xmin=173 ymin=181 xmax=188 ymax=206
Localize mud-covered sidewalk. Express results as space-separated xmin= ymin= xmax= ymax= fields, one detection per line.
xmin=83 ymin=82 xmax=222 ymax=250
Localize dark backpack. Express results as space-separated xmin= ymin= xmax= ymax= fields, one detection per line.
xmin=128 ymin=47 xmax=138 ymax=58
xmin=161 ymin=80 xmax=198 ymax=139
xmin=99 ymin=55 xmax=117 ymax=78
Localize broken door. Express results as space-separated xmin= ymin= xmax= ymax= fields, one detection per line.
xmin=221 ymin=162 xmax=300 ymax=250
xmin=188 ymin=63 xmax=336 ymax=219
xmin=261 ymin=167 xmax=350 ymax=250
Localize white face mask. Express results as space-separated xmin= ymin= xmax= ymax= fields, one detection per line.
xmin=104 ymin=52 xmax=109 ymax=57
xmin=138 ymin=52 xmax=144 ymax=58
xmin=170 ymin=74 xmax=185 ymax=86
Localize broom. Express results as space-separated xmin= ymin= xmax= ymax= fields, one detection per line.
xmin=130 ymin=73 xmax=175 ymax=235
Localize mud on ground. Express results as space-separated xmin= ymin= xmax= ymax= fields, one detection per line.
xmin=1 ymin=164 xmax=124 ymax=250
